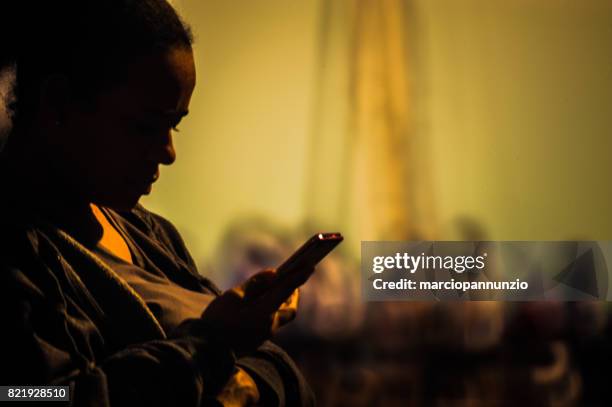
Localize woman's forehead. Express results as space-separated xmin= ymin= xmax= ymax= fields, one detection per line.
xmin=100 ymin=48 xmax=195 ymax=114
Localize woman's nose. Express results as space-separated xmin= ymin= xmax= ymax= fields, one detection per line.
xmin=147 ymin=131 xmax=176 ymax=165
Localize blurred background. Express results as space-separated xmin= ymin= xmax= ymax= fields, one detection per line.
xmin=3 ymin=0 xmax=612 ymax=405
xmin=153 ymin=0 xmax=612 ymax=405
xmin=148 ymin=0 xmax=612 ymax=264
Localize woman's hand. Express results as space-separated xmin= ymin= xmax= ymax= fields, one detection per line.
xmin=201 ymin=269 xmax=304 ymax=352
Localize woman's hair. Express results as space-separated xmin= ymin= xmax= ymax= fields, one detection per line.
xmin=4 ymin=0 xmax=193 ymax=133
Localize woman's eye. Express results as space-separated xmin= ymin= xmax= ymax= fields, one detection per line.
xmin=133 ymin=123 xmax=174 ymax=136
xmin=134 ymin=123 xmax=156 ymax=134
xmin=130 ymin=118 xmax=181 ymax=136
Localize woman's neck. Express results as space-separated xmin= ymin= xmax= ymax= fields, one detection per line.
xmin=1 ymin=144 xmax=104 ymax=246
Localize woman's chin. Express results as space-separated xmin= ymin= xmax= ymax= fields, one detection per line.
xmin=96 ymin=192 xmax=144 ymax=212
xmin=92 ymin=180 xmax=155 ymax=211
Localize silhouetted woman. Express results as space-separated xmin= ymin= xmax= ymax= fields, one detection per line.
xmin=0 ymin=1 xmax=314 ymax=406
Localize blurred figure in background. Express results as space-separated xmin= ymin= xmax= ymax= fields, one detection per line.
xmin=213 ymin=217 xmax=610 ymax=406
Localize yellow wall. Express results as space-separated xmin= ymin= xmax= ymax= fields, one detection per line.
xmin=144 ymin=0 xmax=612 ymax=268
xmin=416 ymin=0 xmax=612 ymax=240
xmin=142 ymin=0 xmax=321 ymax=261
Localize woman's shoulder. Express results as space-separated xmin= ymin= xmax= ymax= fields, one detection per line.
xmin=118 ymin=204 xmax=221 ymax=294
xmin=129 ymin=204 xmax=181 ymax=236
xmin=107 ymin=203 xmax=180 ymax=242
xmin=116 ymin=204 xmax=197 ymax=269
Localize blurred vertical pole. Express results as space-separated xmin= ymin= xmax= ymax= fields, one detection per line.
xmin=348 ymin=0 xmax=412 ymax=244
xmin=306 ymin=0 xmax=436 ymax=258
xmin=304 ymin=0 xmax=355 ymax=245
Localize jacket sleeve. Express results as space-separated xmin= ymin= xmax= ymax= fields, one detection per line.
xmin=0 ymin=264 xmax=235 ymax=407
xmin=237 ymin=341 xmax=316 ymax=407
xmin=140 ymin=208 xmax=316 ymax=407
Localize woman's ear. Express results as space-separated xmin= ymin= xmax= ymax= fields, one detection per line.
xmin=39 ymin=74 xmax=71 ymax=128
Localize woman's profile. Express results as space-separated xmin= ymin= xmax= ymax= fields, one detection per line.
xmin=0 ymin=1 xmax=315 ymax=405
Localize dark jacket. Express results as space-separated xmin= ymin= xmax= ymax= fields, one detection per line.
xmin=0 ymin=202 xmax=315 ymax=406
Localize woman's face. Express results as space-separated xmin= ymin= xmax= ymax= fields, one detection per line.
xmin=53 ymin=46 xmax=196 ymax=211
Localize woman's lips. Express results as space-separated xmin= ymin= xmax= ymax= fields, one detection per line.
xmin=145 ymin=172 xmax=160 ymax=194
xmin=127 ymin=172 xmax=159 ymax=194
xmin=151 ymin=169 xmax=160 ymax=183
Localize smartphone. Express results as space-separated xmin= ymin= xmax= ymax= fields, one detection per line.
xmin=276 ymin=232 xmax=343 ymax=278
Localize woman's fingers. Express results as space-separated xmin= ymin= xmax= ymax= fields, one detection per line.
xmin=201 ymin=287 xmax=243 ymax=321
xmin=252 ymin=267 xmax=313 ymax=316
xmin=242 ymin=269 xmax=277 ymax=300
xmin=272 ymin=289 xmax=299 ymax=330
xmin=282 ymin=288 xmax=299 ymax=310
xmin=243 ymin=267 xmax=309 ymax=316
xmin=200 ymin=270 xmax=306 ymax=351
xmin=273 ymin=308 xmax=297 ymax=331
